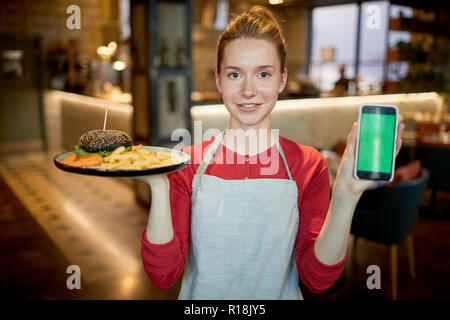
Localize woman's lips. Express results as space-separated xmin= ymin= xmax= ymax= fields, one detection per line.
xmin=236 ymin=103 xmax=262 ymax=112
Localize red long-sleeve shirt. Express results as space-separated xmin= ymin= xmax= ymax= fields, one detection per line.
xmin=141 ymin=135 xmax=346 ymax=294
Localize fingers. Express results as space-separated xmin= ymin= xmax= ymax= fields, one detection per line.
xmin=346 ymin=122 xmax=357 ymax=143
xmin=345 ymin=122 xmax=358 ymax=156
xmin=137 ymin=173 xmax=169 ymax=188
xmin=398 ymin=114 xmax=404 ymax=130
xmin=396 ymin=137 xmax=402 ymax=156
xmin=395 ymin=115 xmax=405 ymax=157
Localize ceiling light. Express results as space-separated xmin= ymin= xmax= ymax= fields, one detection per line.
xmin=269 ymin=0 xmax=284 ymax=5
xmin=112 ymin=60 xmax=127 ymax=71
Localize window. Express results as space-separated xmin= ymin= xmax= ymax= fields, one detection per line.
xmin=386 ymin=4 xmax=413 ymax=82
xmin=309 ymin=2 xmax=412 ymax=94
xmin=357 ymin=1 xmax=389 ymax=92
xmin=310 ymin=3 xmax=358 ymax=92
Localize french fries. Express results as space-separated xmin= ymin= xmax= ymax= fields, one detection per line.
xmin=100 ymin=144 xmax=185 ymax=170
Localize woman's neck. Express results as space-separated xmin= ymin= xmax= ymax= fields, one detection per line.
xmin=223 ymin=119 xmax=277 ymax=156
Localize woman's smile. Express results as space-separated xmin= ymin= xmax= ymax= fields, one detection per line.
xmin=236 ymin=102 xmax=264 ymax=112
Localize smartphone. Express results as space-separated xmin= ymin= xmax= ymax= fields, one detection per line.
xmin=354 ymin=105 xmax=398 ymax=182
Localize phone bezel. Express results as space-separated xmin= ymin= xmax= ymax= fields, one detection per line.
xmin=354 ymin=104 xmax=399 ymax=182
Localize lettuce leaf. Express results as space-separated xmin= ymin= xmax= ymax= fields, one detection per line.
xmin=74 ymin=144 xmax=92 ymax=156
xmin=74 ymin=145 xmax=132 ymax=157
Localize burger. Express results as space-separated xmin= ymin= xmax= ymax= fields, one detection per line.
xmin=74 ymin=129 xmax=133 ymax=157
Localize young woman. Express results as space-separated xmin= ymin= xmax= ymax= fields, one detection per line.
xmin=140 ymin=6 xmax=404 ymax=299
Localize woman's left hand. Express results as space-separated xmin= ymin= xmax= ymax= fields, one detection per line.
xmin=334 ymin=115 xmax=405 ymax=195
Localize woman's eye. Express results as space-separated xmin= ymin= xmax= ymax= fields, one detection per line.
xmin=258 ymin=72 xmax=271 ymax=79
xmin=228 ymin=72 xmax=240 ymax=79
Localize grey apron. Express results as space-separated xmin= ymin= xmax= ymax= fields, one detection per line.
xmin=178 ymin=131 xmax=303 ymax=300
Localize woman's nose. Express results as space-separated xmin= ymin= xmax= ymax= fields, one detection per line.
xmin=241 ymin=77 xmax=256 ymax=97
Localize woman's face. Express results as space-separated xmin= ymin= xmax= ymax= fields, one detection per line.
xmin=215 ymin=38 xmax=287 ymax=130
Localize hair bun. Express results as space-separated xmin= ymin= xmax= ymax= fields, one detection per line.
xmin=248 ymin=5 xmax=278 ymax=22
xmin=216 ymin=5 xmax=287 ymax=72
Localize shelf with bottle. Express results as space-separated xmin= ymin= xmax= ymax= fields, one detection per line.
xmin=384 ymin=38 xmax=447 ymax=94
xmin=386 ymin=49 xmax=447 ymax=64
xmin=156 ymin=37 xmax=189 ymax=75
xmin=156 ymin=67 xmax=190 ymax=76
xmin=386 ymin=41 xmax=447 ymax=64
xmin=384 ymin=4 xmax=450 ymax=94
xmin=389 ymin=17 xmax=440 ymax=35
xmin=389 ymin=6 xmax=449 ymax=36
xmin=158 ymin=39 xmax=187 ymax=66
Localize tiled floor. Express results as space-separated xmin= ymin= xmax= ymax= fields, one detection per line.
xmin=0 ymin=149 xmax=449 ymax=300
xmin=0 ymin=149 xmax=181 ymax=299
xmin=302 ymin=212 xmax=450 ymax=300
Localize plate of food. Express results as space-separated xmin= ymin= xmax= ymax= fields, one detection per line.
xmin=54 ymin=129 xmax=191 ymax=177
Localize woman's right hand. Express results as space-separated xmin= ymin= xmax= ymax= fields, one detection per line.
xmin=137 ymin=173 xmax=174 ymax=244
xmin=138 ymin=173 xmax=169 ymax=190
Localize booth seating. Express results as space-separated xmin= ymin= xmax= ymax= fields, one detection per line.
xmin=43 ymin=90 xmax=444 ymax=204
xmin=43 ymin=90 xmax=134 ymax=189
xmin=191 ymin=92 xmax=444 ymax=151
xmin=44 ymin=91 xmax=443 ymax=153
xmin=43 ymin=90 xmax=133 ymax=152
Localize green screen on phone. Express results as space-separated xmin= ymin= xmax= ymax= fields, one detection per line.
xmin=357 ymin=113 xmax=396 ymax=174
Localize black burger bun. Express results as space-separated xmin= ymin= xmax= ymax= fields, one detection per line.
xmin=78 ymin=129 xmax=132 ymax=153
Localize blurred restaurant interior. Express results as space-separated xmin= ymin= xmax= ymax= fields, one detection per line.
xmin=0 ymin=0 xmax=449 ymax=300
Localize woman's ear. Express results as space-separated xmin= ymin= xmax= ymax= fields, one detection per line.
xmin=278 ymin=68 xmax=287 ymax=93
xmin=215 ymin=69 xmax=222 ymax=94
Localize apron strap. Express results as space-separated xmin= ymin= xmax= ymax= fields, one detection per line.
xmin=275 ymin=138 xmax=293 ymax=181
xmin=195 ymin=131 xmax=225 ymax=176
xmin=195 ymin=130 xmax=293 ymax=180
